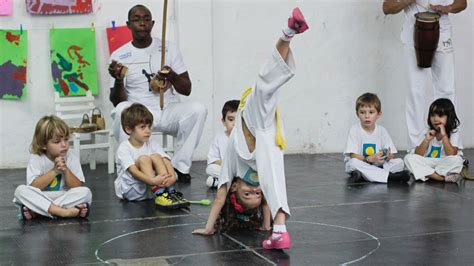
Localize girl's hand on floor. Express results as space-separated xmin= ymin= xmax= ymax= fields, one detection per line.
xmin=192 ymin=228 xmax=215 ymax=235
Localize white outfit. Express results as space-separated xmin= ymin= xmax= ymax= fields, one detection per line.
xmin=404 ymin=130 xmax=463 ymax=181
xmin=13 ymin=150 xmax=92 ymax=218
xmin=110 ymin=38 xmax=207 ymax=174
xmin=400 ymin=0 xmax=458 ymax=149
xmin=344 ymin=124 xmax=405 ymax=183
xmin=219 ymin=48 xmax=294 ymax=219
xmin=205 ymin=132 xmax=229 ymax=179
xmin=115 ymin=139 xmax=171 ymax=201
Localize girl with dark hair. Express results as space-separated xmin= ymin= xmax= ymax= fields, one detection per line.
xmin=404 ymin=98 xmax=463 ymax=182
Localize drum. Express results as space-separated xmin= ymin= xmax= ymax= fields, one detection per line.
xmin=414 ymin=12 xmax=440 ymax=68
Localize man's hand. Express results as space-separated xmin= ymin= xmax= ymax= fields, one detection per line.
xmin=430 ymin=4 xmax=452 ymax=14
xmin=108 ymin=60 xmax=127 ymax=80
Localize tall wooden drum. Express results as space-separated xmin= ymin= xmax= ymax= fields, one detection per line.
xmin=414 ymin=12 xmax=440 ymax=68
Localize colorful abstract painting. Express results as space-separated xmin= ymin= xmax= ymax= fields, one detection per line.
xmin=26 ymin=0 xmax=92 ymax=15
xmin=50 ymin=28 xmax=98 ymax=96
xmin=106 ymin=25 xmax=132 ymax=55
xmin=0 ymin=30 xmax=27 ymax=100
xmin=0 ymin=0 xmax=13 ymax=15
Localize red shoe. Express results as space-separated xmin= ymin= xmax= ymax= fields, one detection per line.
xmin=262 ymin=232 xmax=292 ymax=249
xmin=288 ymin=7 xmax=309 ymax=33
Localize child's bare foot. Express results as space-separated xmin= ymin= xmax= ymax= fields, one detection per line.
xmin=74 ymin=203 xmax=90 ymax=218
xmin=21 ymin=206 xmax=37 ymax=220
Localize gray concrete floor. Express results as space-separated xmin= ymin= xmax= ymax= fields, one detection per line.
xmin=0 ymin=150 xmax=473 ymax=265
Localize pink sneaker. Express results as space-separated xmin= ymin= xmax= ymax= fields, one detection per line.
xmin=445 ymin=173 xmax=461 ymax=183
xmin=262 ymin=232 xmax=291 ymax=249
xmin=288 ymin=7 xmax=309 ymax=33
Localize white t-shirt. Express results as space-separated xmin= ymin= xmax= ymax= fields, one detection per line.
xmin=401 ymin=0 xmax=453 ymax=50
xmin=344 ymin=124 xmax=398 ymax=162
xmin=115 ymin=140 xmax=170 ymax=198
xmin=207 ymin=132 xmax=229 ymax=165
xmin=423 ymin=130 xmax=463 ymax=158
xmin=26 ymin=150 xmax=85 ymax=191
xmin=109 ymin=38 xmax=187 ymax=108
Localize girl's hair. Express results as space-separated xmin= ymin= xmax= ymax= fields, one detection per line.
xmin=427 ymin=98 xmax=460 ymax=137
xmin=30 ymin=115 xmax=70 ymax=155
xmin=214 ymin=179 xmax=267 ymax=233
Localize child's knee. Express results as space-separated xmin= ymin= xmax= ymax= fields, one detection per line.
xmin=136 ymin=155 xmax=152 ymax=167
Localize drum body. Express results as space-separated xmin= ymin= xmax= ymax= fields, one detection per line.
xmin=414 ymin=12 xmax=440 ymax=68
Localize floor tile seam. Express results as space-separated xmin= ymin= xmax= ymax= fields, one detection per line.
xmin=291 ymin=199 xmax=407 ymax=209
xmin=0 ymin=214 xmax=194 ymax=230
xmin=104 ymin=249 xmax=263 ymax=263
xmin=373 ymin=228 xmax=474 ymax=241
xmin=222 ymin=232 xmax=276 ymax=265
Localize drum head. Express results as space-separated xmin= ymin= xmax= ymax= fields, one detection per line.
xmin=415 ymin=12 xmax=441 ymax=22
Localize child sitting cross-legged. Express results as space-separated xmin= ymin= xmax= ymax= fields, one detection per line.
xmin=344 ymin=93 xmax=411 ymax=183
xmin=13 ymin=115 xmax=92 ymax=220
xmin=114 ymin=103 xmax=189 ymax=208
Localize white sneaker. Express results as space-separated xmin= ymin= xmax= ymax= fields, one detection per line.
xmin=206 ymin=176 xmax=218 ymax=188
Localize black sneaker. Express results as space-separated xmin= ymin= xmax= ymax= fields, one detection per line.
xmin=175 ymin=168 xmax=191 ymax=183
xmin=170 ymin=190 xmax=190 ymax=208
xmin=388 ymin=170 xmax=411 ymax=183
xmin=348 ymin=170 xmax=365 ymax=183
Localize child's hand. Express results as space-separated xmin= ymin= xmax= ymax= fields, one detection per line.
xmin=152 ymin=174 xmax=167 ymax=185
xmin=192 ymin=228 xmax=216 ymax=236
xmin=426 ymin=130 xmax=436 ymax=141
xmin=54 ymin=156 xmax=67 ymax=172
xmin=371 ymin=152 xmax=386 ymax=165
xmin=437 ymin=124 xmax=447 ymax=138
xmin=162 ymin=174 xmax=177 ymax=187
xmin=258 ymin=225 xmax=272 ymax=231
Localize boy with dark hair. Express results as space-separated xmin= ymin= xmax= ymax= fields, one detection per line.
xmin=206 ymin=100 xmax=240 ymax=188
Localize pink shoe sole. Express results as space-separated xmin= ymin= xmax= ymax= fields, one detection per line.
xmin=262 ymin=232 xmax=292 ymax=249
xmin=288 ymin=7 xmax=309 ymax=33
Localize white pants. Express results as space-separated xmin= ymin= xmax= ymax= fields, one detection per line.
xmin=404 ymin=154 xmax=463 ymax=181
xmin=206 ymin=163 xmax=221 ymax=178
xmin=345 ymin=158 xmax=405 ymax=183
xmin=112 ymin=100 xmax=207 ymax=174
xmin=242 ymin=48 xmax=294 ymax=218
xmin=404 ymin=45 xmax=456 ymax=149
xmin=13 ymin=185 xmax=92 ymax=218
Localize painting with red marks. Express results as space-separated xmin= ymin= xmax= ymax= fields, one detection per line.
xmin=0 ymin=30 xmax=28 ymax=100
xmin=26 ymin=0 xmax=92 ymax=15
xmin=106 ymin=25 xmax=132 ymax=55
xmin=0 ymin=0 xmax=13 ymax=16
xmin=50 ymin=28 xmax=98 ymax=96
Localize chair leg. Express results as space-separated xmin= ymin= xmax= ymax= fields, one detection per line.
xmin=90 ymin=134 xmax=96 ymax=170
xmin=108 ymin=133 xmax=115 ymax=174
xmin=73 ymin=134 xmax=81 ymax=163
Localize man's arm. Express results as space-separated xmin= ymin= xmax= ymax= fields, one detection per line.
xmin=431 ymin=0 xmax=467 ymax=14
xmin=108 ymin=60 xmax=127 ymax=106
xmin=383 ymin=0 xmax=415 ymax=15
xmin=110 ymin=79 xmax=127 ymax=107
xmin=162 ymin=68 xmax=192 ymax=96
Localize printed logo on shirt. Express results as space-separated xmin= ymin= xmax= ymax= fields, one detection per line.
xmin=45 ymin=174 xmax=62 ymax=191
xmin=240 ymin=167 xmax=259 ymax=187
xmin=363 ymin=143 xmax=376 ymax=158
xmin=119 ymin=52 xmax=132 ymax=60
xmin=428 ymin=146 xmax=441 ymax=158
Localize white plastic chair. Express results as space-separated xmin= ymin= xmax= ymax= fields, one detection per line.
xmin=54 ymin=91 xmax=115 ymax=174
xmin=151 ymin=132 xmax=176 ymax=155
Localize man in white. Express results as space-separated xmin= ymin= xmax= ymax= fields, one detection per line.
xmin=108 ymin=4 xmax=207 ymax=182
xmin=382 ymin=0 xmax=467 ymax=150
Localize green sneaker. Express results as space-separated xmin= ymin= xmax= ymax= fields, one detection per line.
xmin=155 ymin=192 xmax=180 ymax=209
xmin=170 ymin=190 xmax=190 ymax=208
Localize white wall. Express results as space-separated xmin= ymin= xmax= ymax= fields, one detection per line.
xmin=0 ymin=0 xmax=472 ymax=168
